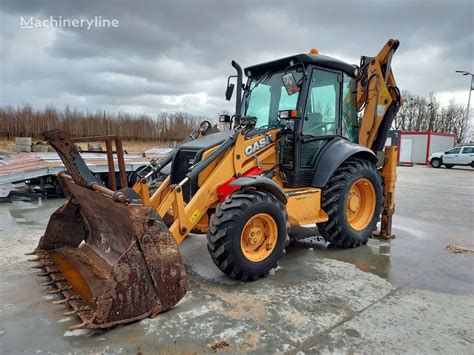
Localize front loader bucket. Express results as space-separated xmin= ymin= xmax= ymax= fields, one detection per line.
xmin=32 ymin=175 xmax=188 ymax=329
xmin=29 ymin=130 xmax=188 ymax=329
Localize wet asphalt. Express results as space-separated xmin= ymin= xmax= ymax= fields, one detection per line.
xmin=0 ymin=165 xmax=473 ymax=353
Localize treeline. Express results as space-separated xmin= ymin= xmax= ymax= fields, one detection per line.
xmin=394 ymin=91 xmax=468 ymax=142
xmin=1 ymin=92 xmax=468 ymax=142
xmin=0 ymin=104 xmax=210 ymax=141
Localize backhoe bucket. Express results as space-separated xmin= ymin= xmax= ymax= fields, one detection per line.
xmin=29 ymin=130 xmax=188 ymax=329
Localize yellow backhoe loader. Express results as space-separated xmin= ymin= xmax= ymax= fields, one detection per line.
xmin=30 ymin=39 xmax=402 ymax=329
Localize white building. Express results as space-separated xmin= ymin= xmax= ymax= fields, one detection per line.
xmin=398 ymin=131 xmax=455 ymax=165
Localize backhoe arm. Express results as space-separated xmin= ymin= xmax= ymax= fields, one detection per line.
xmin=357 ymin=39 xmax=403 ymax=239
xmin=357 ymin=39 xmax=402 ymax=150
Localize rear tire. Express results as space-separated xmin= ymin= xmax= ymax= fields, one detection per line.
xmin=207 ymin=191 xmax=289 ymax=281
xmin=445 ymin=164 xmax=454 ymax=169
xmin=430 ymin=158 xmax=441 ymax=168
xmin=317 ymin=158 xmax=382 ymax=248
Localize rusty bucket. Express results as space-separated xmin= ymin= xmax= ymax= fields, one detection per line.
xmin=29 ymin=130 xmax=188 ymax=329
xmin=31 ymin=175 xmax=188 ymax=329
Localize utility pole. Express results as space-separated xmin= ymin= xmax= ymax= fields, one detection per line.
xmin=456 ymin=70 xmax=473 ymax=143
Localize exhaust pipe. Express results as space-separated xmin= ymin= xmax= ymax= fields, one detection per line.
xmin=231 ymin=60 xmax=243 ymax=127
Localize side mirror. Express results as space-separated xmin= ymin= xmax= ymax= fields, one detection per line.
xmin=219 ymin=114 xmax=231 ymax=123
xmin=282 ymin=72 xmax=299 ymax=95
xmin=225 ymin=83 xmax=235 ymax=101
xmin=278 ymin=110 xmax=300 ymax=120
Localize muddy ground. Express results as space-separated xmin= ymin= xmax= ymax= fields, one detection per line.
xmin=0 ymin=165 xmax=473 ymax=354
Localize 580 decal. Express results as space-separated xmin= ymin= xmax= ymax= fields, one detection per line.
xmin=244 ymin=134 xmax=273 ymax=156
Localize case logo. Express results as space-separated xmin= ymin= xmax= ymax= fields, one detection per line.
xmin=244 ymin=134 xmax=273 ymax=156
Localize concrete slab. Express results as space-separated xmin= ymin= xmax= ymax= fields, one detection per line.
xmin=0 ymin=165 xmax=473 ymax=353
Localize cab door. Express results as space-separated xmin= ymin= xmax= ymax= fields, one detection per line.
xmin=299 ymin=68 xmax=342 ymax=170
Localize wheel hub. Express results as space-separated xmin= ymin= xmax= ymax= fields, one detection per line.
xmin=241 ymin=213 xmax=277 ymax=262
xmin=348 ymin=191 xmax=361 ymax=214
xmin=248 ymin=226 xmax=264 ymax=245
xmin=345 ymin=178 xmax=376 ymax=231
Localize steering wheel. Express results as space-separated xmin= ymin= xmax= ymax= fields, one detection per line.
xmin=304 ymin=122 xmax=335 ymax=136
xmin=198 ymin=120 xmax=212 ymax=135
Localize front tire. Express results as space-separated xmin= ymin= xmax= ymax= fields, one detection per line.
xmin=431 ymin=158 xmax=441 ymax=168
xmin=317 ymin=158 xmax=383 ymax=248
xmin=207 ymin=191 xmax=289 ymax=281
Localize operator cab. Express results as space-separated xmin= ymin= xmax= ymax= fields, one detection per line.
xmin=242 ymin=52 xmax=359 ymax=187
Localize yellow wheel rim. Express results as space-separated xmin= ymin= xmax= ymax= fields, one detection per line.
xmin=345 ymin=178 xmax=376 ymax=231
xmin=240 ymin=213 xmax=277 ymax=262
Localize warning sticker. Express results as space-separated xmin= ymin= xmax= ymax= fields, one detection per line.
xmin=189 ymin=209 xmax=201 ymax=224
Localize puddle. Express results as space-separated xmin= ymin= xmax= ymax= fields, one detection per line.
xmin=0 ymin=198 xmax=64 ymax=232
xmin=287 ymin=220 xmax=474 ymax=295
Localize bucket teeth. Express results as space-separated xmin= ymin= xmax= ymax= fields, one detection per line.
xmin=31 ymin=261 xmax=54 ymax=269
xmin=68 ymin=321 xmax=91 ymax=330
xmin=31 ymin=265 xmax=46 ymax=269
xmin=25 ymin=250 xmax=48 ymax=256
xmin=52 ymin=299 xmax=67 ymax=305
xmin=52 ymin=294 xmax=81 ymax=305
xmin=63 ymin=306 xmax=91 ymax=316
xmin=28 ymin=254 xmax=51 ymax=262
xmin=42 ymin=277 xmax=66 ymax=286
xmin=36 ymin=269 xmax=59 ymax=276
xmin=47 ymin=286 xmax=73 ymax=294
xmin=36 ymin=269 xmax=61 ymax=276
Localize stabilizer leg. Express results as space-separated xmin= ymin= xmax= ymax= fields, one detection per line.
xmin=373 ymin=146 xmax=397 ymax=239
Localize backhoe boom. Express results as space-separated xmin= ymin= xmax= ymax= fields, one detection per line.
xmin=357 ymin=39 xmax=402 ymax=238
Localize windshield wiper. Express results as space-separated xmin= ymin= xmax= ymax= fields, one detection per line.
xmin=248 ymin=71 xmax=273 ymax=94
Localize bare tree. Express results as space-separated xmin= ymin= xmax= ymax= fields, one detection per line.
xmin=392 ymin=91 xmax=467 ymax=142
xmin=0 ymin=104 xmax=212 ymax=142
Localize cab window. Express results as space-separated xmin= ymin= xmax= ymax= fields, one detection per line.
xmin=300 ymin=68 xmax=341 ymax=169
xmin=303 ymin=68 xmax=340 ymax=137
xmin=461 ymin=147 xmax=474 ymax=154
xmin=245 ymin=69 xmax=303 ymax=129
xmin=446 ymin=148 xmax=461 ymax=154
xmin=341 ymin=73 xmax=358 ymax=143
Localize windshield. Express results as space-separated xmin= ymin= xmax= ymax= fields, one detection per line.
xmin=243 ymin=68 xmax=304 ymax=129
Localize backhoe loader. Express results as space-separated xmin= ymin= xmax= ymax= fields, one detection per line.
xmin=30 ymin=39 xmax=402 ymax=329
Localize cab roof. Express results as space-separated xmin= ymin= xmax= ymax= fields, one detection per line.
xmin=244 ymin=53 xmax=357 ymax=78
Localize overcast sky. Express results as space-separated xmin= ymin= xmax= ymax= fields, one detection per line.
xmin=0 ymin=0 xmax=472 ymax=119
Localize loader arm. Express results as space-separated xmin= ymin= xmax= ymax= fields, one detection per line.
xmin=135 ymin=128 xmax=280 ymax=245
xmin=356 ymin=39 xmax=403 ymax=238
